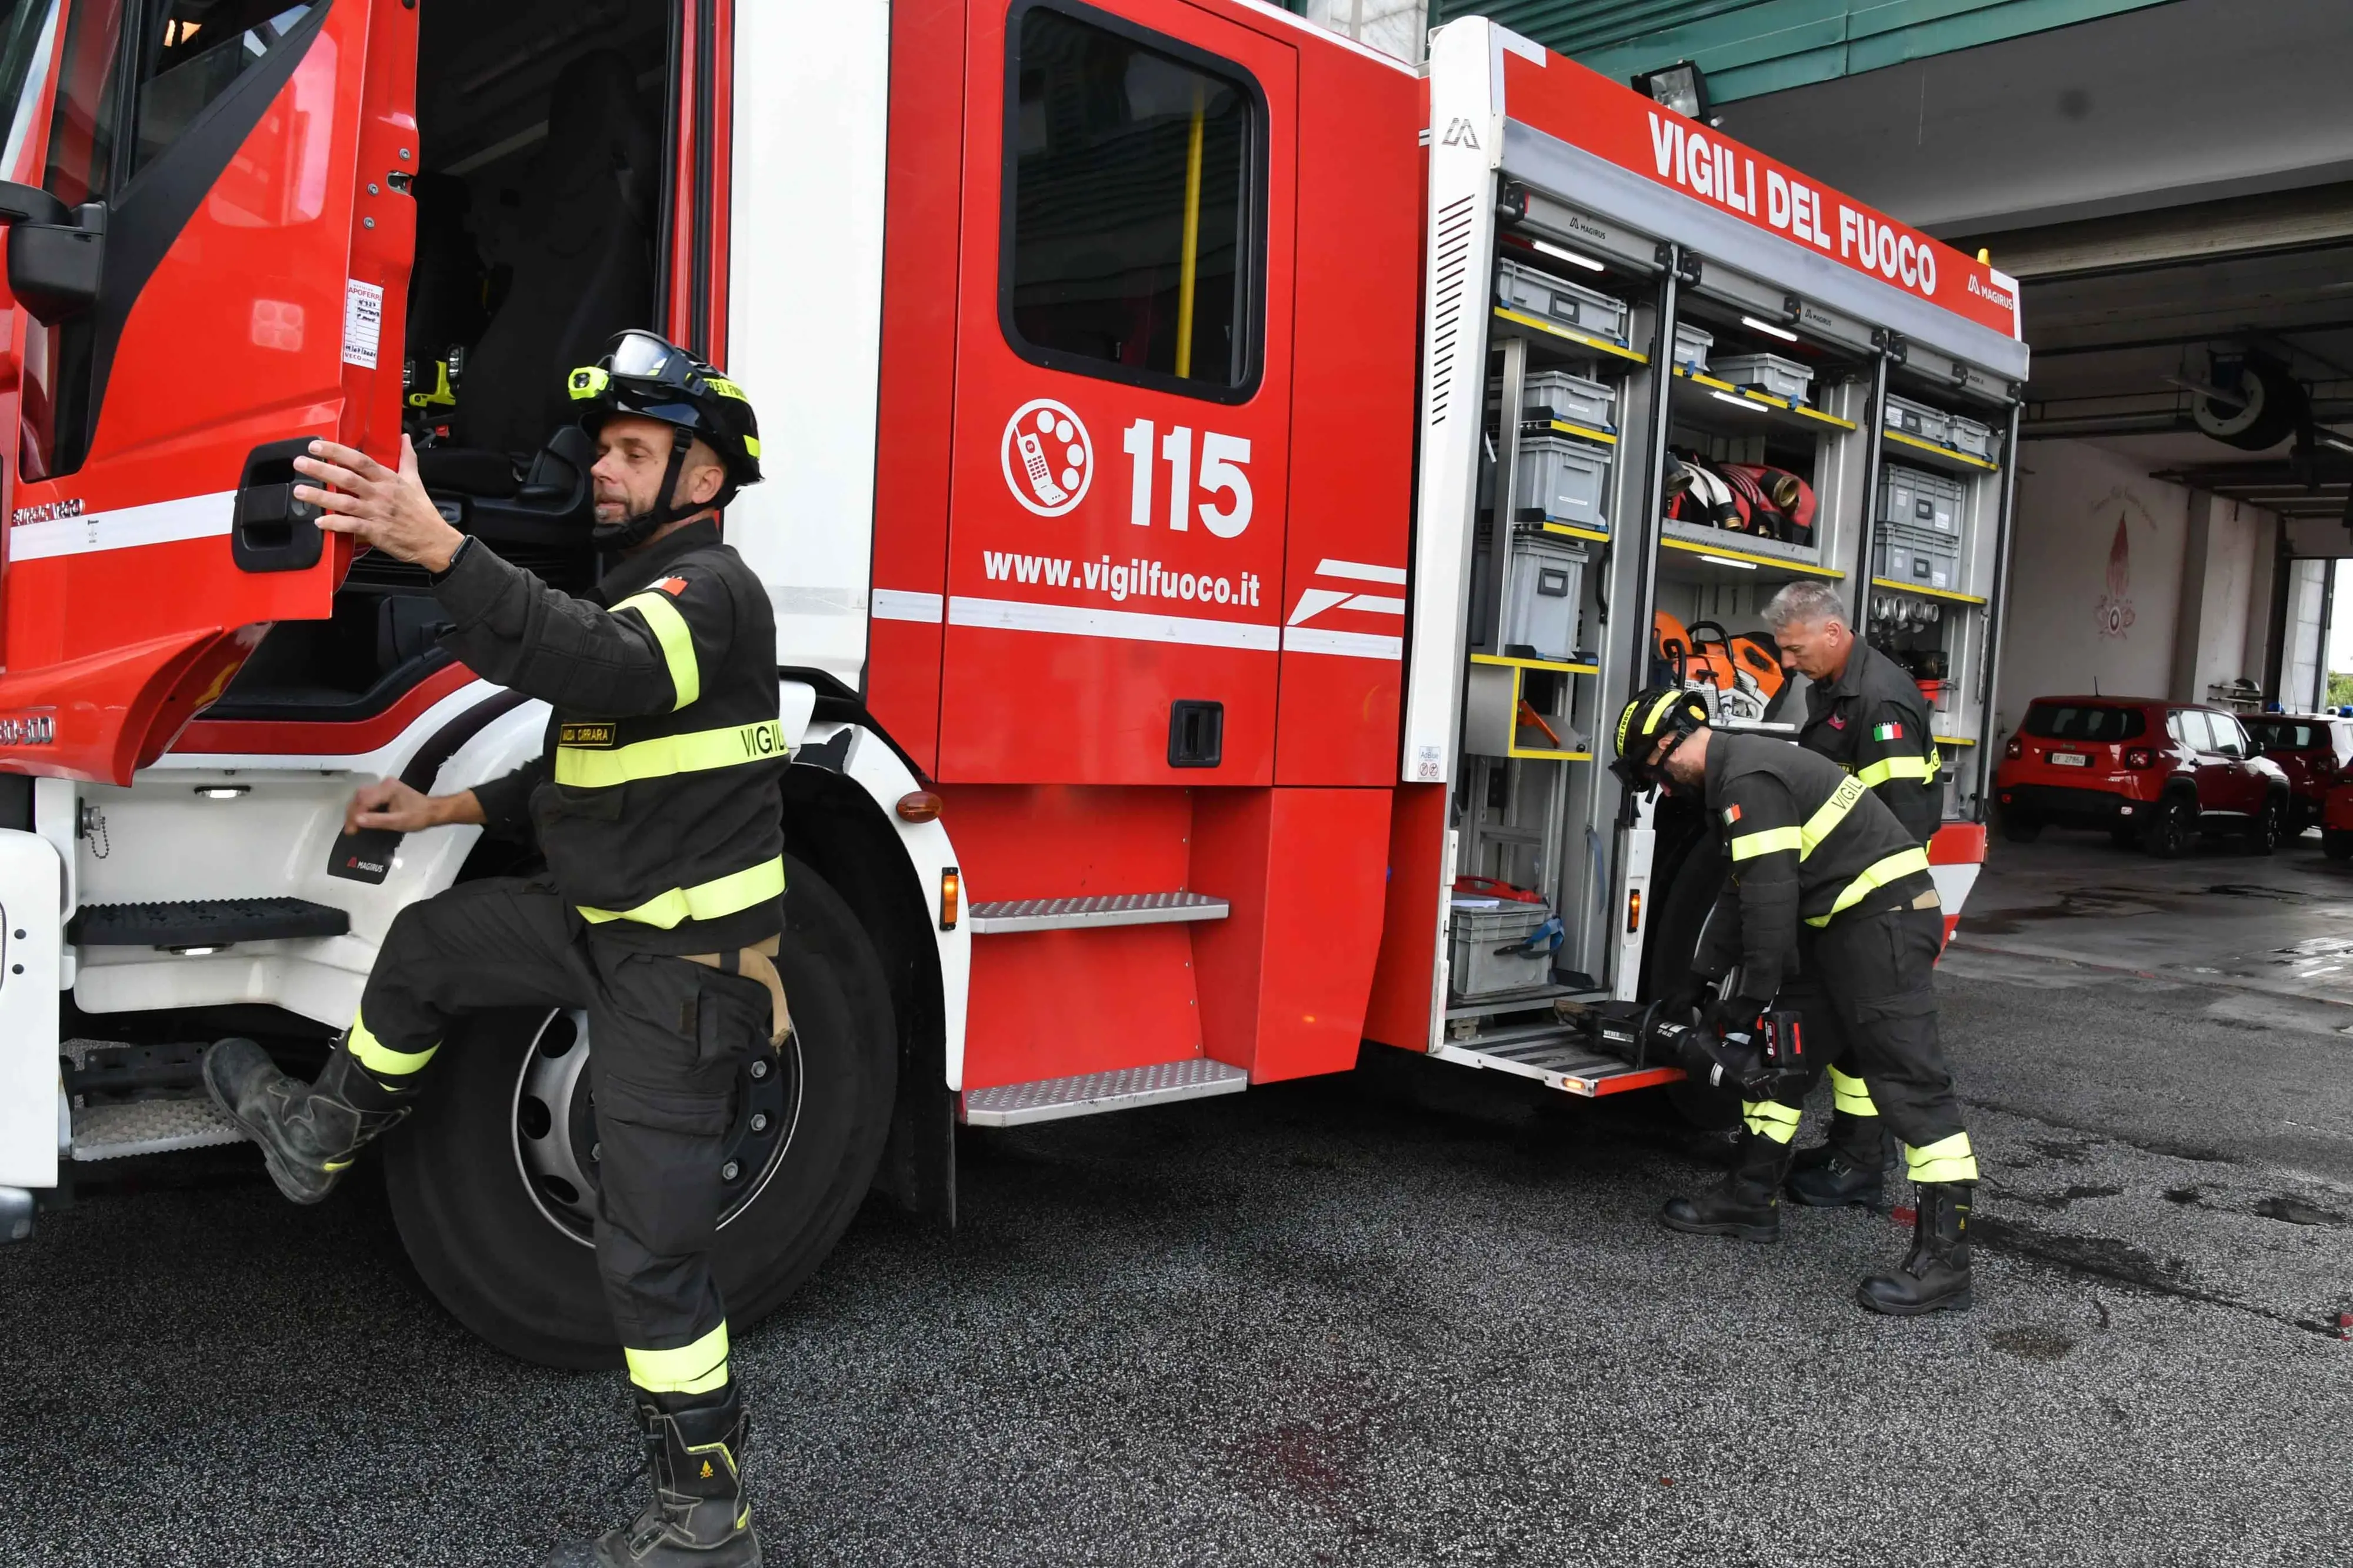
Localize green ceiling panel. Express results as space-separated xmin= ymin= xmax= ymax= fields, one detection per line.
xmin=1436 ymin=0 xmax=2182 ymax=102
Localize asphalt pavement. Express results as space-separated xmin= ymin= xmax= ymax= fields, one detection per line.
xmin=4 ymin=839 xmax=2350 ymax=1567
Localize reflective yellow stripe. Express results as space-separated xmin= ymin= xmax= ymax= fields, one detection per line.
xmin=1729 ymin=825 xmax=1803 ymax=860
xmin=625 ymin=1321 xmax=731 ymax=1395
xmin=1855 ymin=754 xmax=1938 ymax=788
xmin=612 ymin=590 xmax=699 ymax=710
xmin=1742 ymin=1099 xmax=1802 ymax=1143
xmin=346 ymin=1012 xmax=436 ymax=1077
xmin=579 ymin=856 xmax=787 ymax=930
xmin=1905 ymin=1131 xmax=1979 ymax=1184
xmin=554 ymin=720 xmax=786 ymax=788
xmin=1828 ymin=1066 xmax=1879 ymax=1117
xmin=1804 ymin=846 xmax=1933 ymax=927
xmin=1798 ymin=775 xmax=1866 ymax=858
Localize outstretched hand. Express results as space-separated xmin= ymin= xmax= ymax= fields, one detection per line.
xmin=345 ymin=778 xmax=485 ymax=835
xmin=296 ymin=435 xmax=466 ymax=573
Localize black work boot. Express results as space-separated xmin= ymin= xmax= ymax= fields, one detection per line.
xmin=1787 ymin=1110 xmax=1891 ymax=1209
xmin=1661 ymin=1130 xmax=1793 ymax=1243
xmin=1858 ymin=1181 xmax=1975 ymax=1316
xmin=202 ymin=1037 xmax=409 ymax=1205
xmin=545 ymin=1384 xmax=761 ymax=1567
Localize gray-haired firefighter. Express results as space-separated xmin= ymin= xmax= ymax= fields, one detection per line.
xmin=204 ymin=330 xmax=782 ymax=1565
xmin=1761 ymin=581 xmax=1944 ymax=1210
xmin=1614 ymin=686 xmax=1979 ymax=1315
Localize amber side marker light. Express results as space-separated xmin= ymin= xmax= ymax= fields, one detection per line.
xmin=1626 ymin=888 xmax=1642 ymax=935
xmin=896 ymin=790 xmax=944 ymax=823
xmin=939 ymin=867 xmax=961 ymax=932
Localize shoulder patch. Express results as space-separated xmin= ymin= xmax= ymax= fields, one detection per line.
xmin=657 ymin=576 xmax=689 ymax=596
xmin=1873 ymin=720 xmax=1904 ymax=741
xmin=1722 ymin=804 xmax=1742 ymax=825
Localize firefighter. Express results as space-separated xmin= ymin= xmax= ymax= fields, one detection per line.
xmin=1759 ymin=581 xmax=1942 ymax=1210
xmin=1612 ymin=686 xmax=1979 ymax=1315
xmin=203 ymin=330 xmax=780 ymax=1566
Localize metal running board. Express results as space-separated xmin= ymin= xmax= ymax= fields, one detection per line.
xmin=71 ymin=898 xmax=350 ymax=949
xmin=71 ymin=1096 xmax=248 ymax=1161
xmin=960 ymin=1057 xmax=1248 ymax=1126
xmin=1431 ymin=1026 xmax=1685 ymax=1099
xmin=966 ymin=891 xmax=1228 ymax=935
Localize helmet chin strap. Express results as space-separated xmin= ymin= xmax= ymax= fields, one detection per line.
xmin=591 ymin=426 xmax=707 ymax=551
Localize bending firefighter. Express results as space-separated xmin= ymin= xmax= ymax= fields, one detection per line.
xmin=1614 ymin=687 xmax=1980 ymax=1315
xmin=204 ymin=331 xmax=782 ymax=1566
xmin=1761 ymin=581 xmax=1943 ymax=1210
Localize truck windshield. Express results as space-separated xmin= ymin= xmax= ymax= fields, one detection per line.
xmin=0 ymin=0 xmax=58 ymax=181
xmin=2022 ymin=703 xmax=2145 ymax=742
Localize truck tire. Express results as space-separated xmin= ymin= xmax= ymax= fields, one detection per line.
xmin=1644 ymin=831 xmax=1741 ymax=1132
xmin=1998 ymin=805 xmax=2042 ymax=843
xmin=2325 ymin=829 xmax=2353 ymax=862
xmin=2141 ymin=792 xmax=2199 ymax=859
xmin=381 ymin=855 xmax=897 ymax=1369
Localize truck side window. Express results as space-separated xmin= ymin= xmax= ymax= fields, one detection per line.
xmin=41 ymin=0 xmax=124 ymax=205
xmin=130 ymin=2 xmax=317 ymax=176
xmin=1002 ymin=2 xmax=1261 ymax=397
xmin=0 ymin=1 xmax=62 ymax=181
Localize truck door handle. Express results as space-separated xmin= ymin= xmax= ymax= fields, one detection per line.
xmin=232 ymin=438 xmax=327 ymax=573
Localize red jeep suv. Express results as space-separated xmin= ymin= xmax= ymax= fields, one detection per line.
xmin=1994 ymin=698 xmax=2290 ymax=857
xmin=2241 ymin=713 xmax=2352 ymax=834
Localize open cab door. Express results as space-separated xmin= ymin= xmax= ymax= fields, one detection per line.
xmin=0 ymin=0 xmax=416 ymax=783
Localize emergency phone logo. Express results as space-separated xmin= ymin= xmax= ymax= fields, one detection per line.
xmin=1001 ymin=399 xmax=1094 ymax=518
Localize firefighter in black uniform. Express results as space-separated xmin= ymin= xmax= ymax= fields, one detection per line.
xmin=204 ymin=331 xmax=780 ymax=1566
xmin=1761 ymin=581 xmax=1944 ymax=1209
xmin=1614 ymin=686 xmax=1979 ymax=1315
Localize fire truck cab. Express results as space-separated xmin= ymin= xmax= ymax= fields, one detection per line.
xmin=0 ymin=0 xmax=2024 ymax=1362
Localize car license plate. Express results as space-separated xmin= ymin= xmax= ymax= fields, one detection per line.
xmin=2049 ymin=751 xmax=2088 ymax=767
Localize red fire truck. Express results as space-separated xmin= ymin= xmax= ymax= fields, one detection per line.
xmin=0 ymin=0 xmax=2023 ymax=1365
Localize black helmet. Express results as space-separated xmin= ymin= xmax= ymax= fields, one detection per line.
xmin=567 ymin=329 xmax=762 ymax=547
xmin=1610 ymin=685 xmax=1711 ymax=791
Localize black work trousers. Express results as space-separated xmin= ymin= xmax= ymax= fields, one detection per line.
xmin=351 ymin=878 xmax=772 ymax=1379
xmin=1768 ymin=905 xmax=1969 ymax=1162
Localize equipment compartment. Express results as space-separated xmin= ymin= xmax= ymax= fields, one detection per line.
xmin=1709 ymin=352 xmax=1813 ymax=404
xmin=1879 ymin=463 xmax=1965 ymax=536
xmin=1672 ymin=322 xmax=1713 ymax=373
xmin=1518 ymin=368 xmax=1617 ymax=432
xmin=1513 ymin=431 xmax=1613 ymax=532
xmin=1874 ymin=519 xmax=1962 ymax=590
xmin=1472 ymin=527 xmax=1586 ymax=662
xmin=1494 ymin=258 xmax=1632 ymax=346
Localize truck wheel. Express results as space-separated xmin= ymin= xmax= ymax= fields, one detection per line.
xmin=381 ymin=855 xmax=898 ymax=1369
xmin=1998 ymin=806 xmax=2043 ymax=844
xmin=1645 ymin=835 xmax=1740 ymax=1132
xmin=2142 ymin=793 xmax=2199 ymax=859
xmin=2241 ymin=795 xmax=2284 ymax=856
xmin=2325 ymin=830 xmax=2353 ymax=862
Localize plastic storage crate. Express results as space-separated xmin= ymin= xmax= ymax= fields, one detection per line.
xmin=1874 ymin=519 xmax=1962 ymax=590
xmin=1710 ymin=352 xmax=1813 ymax=403
xmin=1449 ymin=899 xmax=1554 ymax=1000
xmin=1518 ymin=369 xmax=1617 ymax=431
xmin=1945 ymin=412 xmax=1997 ymax=461
xmin=1495 ymin=259 xmax=1631 ymax=345
xmin=1884 ymin=393 xmax=1952 ymax=448
xmin=1472 ymin=525 xmax=1587 ymax=662
xmin=1513 ymin=431 xmax=1612 ymax=532
xmin=1880 ymin=462 xmax=1964 ymax=535
xmin=1673 ymin=322 xmax=1713 ymax=373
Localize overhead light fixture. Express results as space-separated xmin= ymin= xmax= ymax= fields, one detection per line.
xmin=1711 ymin=391 xmax=1765 ymax=413
xmin=165 ymin=945 xmax=225 ymax=956
xmin=1741 ymin=314 xmax=1799 ymax=343
xmin=1632 ymin=61 xmax=1714 ymax=126
xmin=1532 ymin=238 xmax=1606 ymax=273
xmin=1699 ymin=554 xmax=1757 ymax=571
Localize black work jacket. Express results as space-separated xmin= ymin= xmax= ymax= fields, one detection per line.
xmin=435 ymin=518 xmax=786 ymax=955
xmin=1694 ymin=732 xmax=1936 ymax=999
xmin=1798 ymin=639 xmax=1942 ymax=844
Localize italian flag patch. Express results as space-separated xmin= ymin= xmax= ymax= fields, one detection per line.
xmin=1873 ymin=722 xmax=1904 ymax=741
xmin=1722 ymin=805 xmax=1743 ymax=825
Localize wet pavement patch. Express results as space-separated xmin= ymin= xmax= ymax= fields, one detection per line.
xmin=2162 ymin=1186 xmax=2204 ymax=1206
xmin=2002 ymin=1183 xmax=2125 ymax=1211
xmin=2253 ymin=1195 xmax=2345 ymax=1227
xmin=1988 ymin=1326 xmax=2076 ymax=1362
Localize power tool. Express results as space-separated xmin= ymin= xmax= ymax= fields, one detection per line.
xmin=1569 ymin=997 xmax=1809 ymax=1100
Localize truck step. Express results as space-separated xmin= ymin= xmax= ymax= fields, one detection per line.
xmin=71 ymin=898 xmax=350 ymax=949
xmin=965 ymin=890 xmax=1228 ymax=935
xmin=1432 ymin=1024 xmax=1684 ymax=1098
xmin=960 ymin=1057 xmax=1248 ymax=1126
xmin=71 ymin=1096 xmax=246 ymax=1162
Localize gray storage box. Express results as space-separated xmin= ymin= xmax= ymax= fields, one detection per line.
xmin=1874 ymin=519 xmax=1962 ymax=591
xmin=1879 ymin=462 xmax=1965 ymax=535
xmin=1673 ymin=322 xmax=1713 ymax=373
xmin=1449 ymin=899 xmax=1554 ymax=1000
xmin=1519 ymin=368 xmax=1617 ymax=432
xmin=1710 ymin=352 xmax=1813 ymax=403
xmin=1945 ymin=412 xmax=1997 ymax=460
xmin=1472 ymin=525 xmax=1587 ymax=661
xmin=1884 ymin=393 xmax=1951 ymax=448
xmin=1495 ymin=259 xmax=1631 ymax=345
xmin=1513 ymin=431 xmax=1612 ymax=532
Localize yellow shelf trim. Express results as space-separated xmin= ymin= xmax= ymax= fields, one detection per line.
xmin=1661 ymin=535 xmax=1844 ymax=579
xmin=1472 ymin=652 xmax=1598 ymax=674
xmin=1537 ymin=418 xmax=1618 ymax=446
xmin=1672 ymin=366 xmax=1857 ymax=429
xmin=1884 ymin=428 xmax=1999 ymax=472
xmin=1538 ymin=522 xmax=1610 ymax=543
xmin=1869 ymin=576 xmax=1987 ymax=605
xmin=1509 ymin=748 xmax=1594 ymax=762
xmin=1493 ymin=306 xmax=1649 ymax=365
xmin=1935 ymin=736 xmax=1976 ymax=748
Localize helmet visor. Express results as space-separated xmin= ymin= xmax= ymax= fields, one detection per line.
xmin=608 ymin=329 xmax=690 ymax=384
